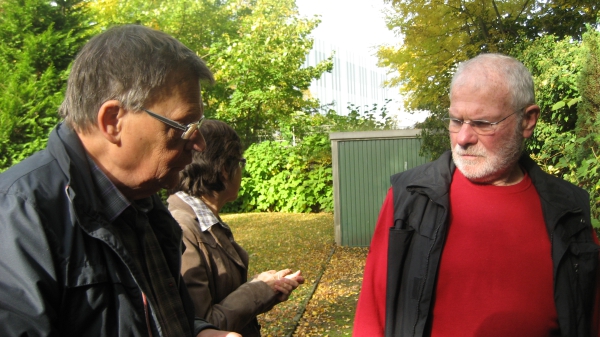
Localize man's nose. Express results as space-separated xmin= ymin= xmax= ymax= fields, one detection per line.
xmin=455 ymin=122 xmax=479 ymax=147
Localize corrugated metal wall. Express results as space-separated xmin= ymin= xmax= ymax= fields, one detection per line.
xmin=330 ymin=130 xmax=430 ymax=247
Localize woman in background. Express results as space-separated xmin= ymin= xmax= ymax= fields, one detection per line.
xmin=168 ymin=119 xmax=304 ymax=337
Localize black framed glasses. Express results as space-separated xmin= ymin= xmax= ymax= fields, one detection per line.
xmin=444 ymin=110 xmax=519 ymax=135
xmin=239 ymin=158 xmax=247 ymax=169
xmin=143 ymin=108 xmax=205 ymax=140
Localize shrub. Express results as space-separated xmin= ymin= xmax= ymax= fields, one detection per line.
xmin=225 ymin=133 xmax=333 ymax=213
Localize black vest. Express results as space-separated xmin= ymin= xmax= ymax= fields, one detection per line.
xmin=385 ymin=152 xmax=599 ymax=337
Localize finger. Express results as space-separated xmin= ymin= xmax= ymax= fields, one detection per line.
xmin=277 ymin=268 xmax=292 ymax=278
xmin=282 ymin=278 xmax=299 ymax=288
xmin=284 ymin=270 xmax=300 ymax=279
xmin=274 ymin=284 xmax=292 ymax=295
xmin=275 ymin=278 xmax=297 ymax=291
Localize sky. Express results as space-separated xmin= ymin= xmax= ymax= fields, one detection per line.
xmin=295 ymin=0 xmax=429 ymax=126
xmin=295 ymin=0 xmax=397 ymax=53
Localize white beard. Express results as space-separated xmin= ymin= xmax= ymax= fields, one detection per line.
xmin=452 ymin=130 xmax=523 ymax=184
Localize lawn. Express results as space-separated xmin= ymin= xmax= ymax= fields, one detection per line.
xmin=222 ymin=213 xmax=368 ymax=337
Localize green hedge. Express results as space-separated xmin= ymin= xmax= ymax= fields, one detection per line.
xmin=224 ymin=133 xmax=333 ymax=213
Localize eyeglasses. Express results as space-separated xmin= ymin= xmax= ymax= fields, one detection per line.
xmin=143 ymin=108 xmax=205 ymax=140
xmin=444 ymin=110 xmax=519 ymax=135
xmin=239 ymin=158 xmax=246 ymax=169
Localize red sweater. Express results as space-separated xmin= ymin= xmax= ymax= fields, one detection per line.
xmin=353 ymin=171 xmax=600 ymax=336
xmin=431 ymin=170 xmax=557 ymax=336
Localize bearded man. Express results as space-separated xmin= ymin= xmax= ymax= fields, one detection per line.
xmin=353 ymin=53 xmax=600 ymax=337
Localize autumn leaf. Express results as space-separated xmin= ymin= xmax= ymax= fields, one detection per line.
xmin=222 ymin=213 xmax=368 ymax=337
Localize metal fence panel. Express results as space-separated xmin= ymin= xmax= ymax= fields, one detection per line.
xmin=331 ymin=130 xmax=430 ymax=246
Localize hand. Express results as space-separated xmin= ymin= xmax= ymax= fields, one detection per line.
xmin=275 ymin=269 xmax=305 ymax=301
xmin=197 ymin=328 xmax=241 ymax=337
xmin=284 ymin=269 xmax=305 ymax=284
xmin=251 ymin=268 xmax=304 ymax=302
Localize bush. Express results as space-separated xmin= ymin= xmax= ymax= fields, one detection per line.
xmin=224 ymin=133 xmax=333 ymax=213
xmin=520 ymin=27 xmax=600 ymax=229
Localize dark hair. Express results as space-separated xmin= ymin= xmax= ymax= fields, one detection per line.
xmin=174 ymin=120 xmax=243 ymax=197
xmin=59 ymin=24 xmax=214 ymax=132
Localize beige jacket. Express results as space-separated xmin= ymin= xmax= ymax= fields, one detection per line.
xmin=167 ymin=195 xmax=279 ymax=337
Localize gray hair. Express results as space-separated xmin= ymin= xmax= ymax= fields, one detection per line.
xmin=59 ymin=24 xmax=214 ymax=132
xmin=451 ymin=53 xmax=535 ymax=114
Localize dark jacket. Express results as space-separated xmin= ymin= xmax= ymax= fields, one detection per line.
xmin=0 ymin=124 xmax=215 ymax=337
xmin=386 ymin=151 xmax=599 ymax=337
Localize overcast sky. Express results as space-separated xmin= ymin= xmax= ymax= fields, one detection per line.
xmin=295 ymin=0 xmax=397 ymax=53
xmin=295 ymin=1 xmax=429 ymax=126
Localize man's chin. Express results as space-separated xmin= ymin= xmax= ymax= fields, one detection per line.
xmin=455 ymin=162 xmax=494 ymax=184
xmin=160 ymin=172 xmax=182 ymax=191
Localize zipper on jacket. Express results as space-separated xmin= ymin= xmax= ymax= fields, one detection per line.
xmin=411 ymin=197 xmax=448 ymax=337
xmin=143 ymin=292 xmax=154 ymax=337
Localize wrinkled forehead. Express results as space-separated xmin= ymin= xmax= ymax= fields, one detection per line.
xmin=451 ymin=69 xmax=511 ymax=103
xmin=453 ymin=65 xmax=507 ymax=89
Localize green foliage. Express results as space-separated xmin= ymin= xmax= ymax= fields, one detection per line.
xmin=517 ymin=35 xmax=585 ymax=131
xmin=519 ymin=27 xmax=600 ymax=228
xmin=90 ymin=0 xmax=333 ymax=147
xmin=282 ymin=99 xmax=398 ymax=142
xmin=0 ymin=0 xmax=92 ymax=171
xmin=88 ymin=0 xmax=237 ymax=57
xmin=219 ymin=99 xmax=400 ymax=213
xmin=204 ymin=0 xmax=332 ymax=146
xmin=514 ymin=34 xmax=585 ymax=159
xmin=226 ymin=133 xmax=333 ymax=213
xmin=561 ymin=28 xmax=600 ymax=228
xmin=414 ymin=107 xmax=451 ymax=161
xmin=328 ymin=100 xmax=398 ymax=132
xmin=381 ymin=0 xmax=598 ymax=157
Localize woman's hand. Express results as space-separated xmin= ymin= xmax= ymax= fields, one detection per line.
xmin=197 ymin=329 xmax=241 ymax=337
xmin=251 ymin=269 xmax=305 ymax=302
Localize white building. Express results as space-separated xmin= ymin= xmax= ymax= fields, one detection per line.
xmin=304 ymin=39 xmax=426 ymax=128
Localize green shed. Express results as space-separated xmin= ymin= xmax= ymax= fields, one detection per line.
xmin=330 ymin=129 xmax=430 ymax=247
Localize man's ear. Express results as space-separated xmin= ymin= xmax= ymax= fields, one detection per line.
xmin=522 ymin=105 xmax=540 ymax=139
xmin=97 ymin=100 xmax=125 ymax=144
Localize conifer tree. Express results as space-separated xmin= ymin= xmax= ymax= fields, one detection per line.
xmin=0 ymin=0 xmax=92 ymax=170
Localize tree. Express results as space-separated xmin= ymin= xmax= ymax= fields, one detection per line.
xmin=203 ymin=0 xmax=332 ymax=145
xmin=0 ymin=0 xmax=92 ymax=170
xmin=573 ymin=28 xmax=600 ymax=227
xmin=225 ymin=101 xmax=399 ymax=214
xmin=527 ymin=28 xmax=600 ymax=228
xmin=379 ymin=0 xmax=598 ymax=157
xmin=511 ymin=27 xmax=599 ymax=228
xmin=88 ymin=0 xmax=239 ymax=58
xmin=88 ymin=0 xmax=332 ymax=147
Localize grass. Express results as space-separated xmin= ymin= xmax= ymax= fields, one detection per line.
xmin=222 ymin=212 xmax=368 ymax=337
xmin=292 ymin=246 xmax=367 ymax=337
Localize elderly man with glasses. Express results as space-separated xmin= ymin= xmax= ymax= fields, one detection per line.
xmin=353 ymin=53 xmax=600 ymax=337
xmin=0 ymin=25 xmax=240 ymax=337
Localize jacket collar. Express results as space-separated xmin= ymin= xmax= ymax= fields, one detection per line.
xmin=47 ymin=123 xmax=105 ymax=217
xmin=406 ymin=151 xmax=455 ymax=205
xmin=49 ymin=124 xmax=184 ymax=264
xmin=168 ymin=194 xmax=246 ymax=268
xmin=407 ymin=151 xmax=582 ymax=217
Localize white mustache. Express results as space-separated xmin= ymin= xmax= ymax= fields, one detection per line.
xmin=453 ymin=144 xmax=485 ymax=157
